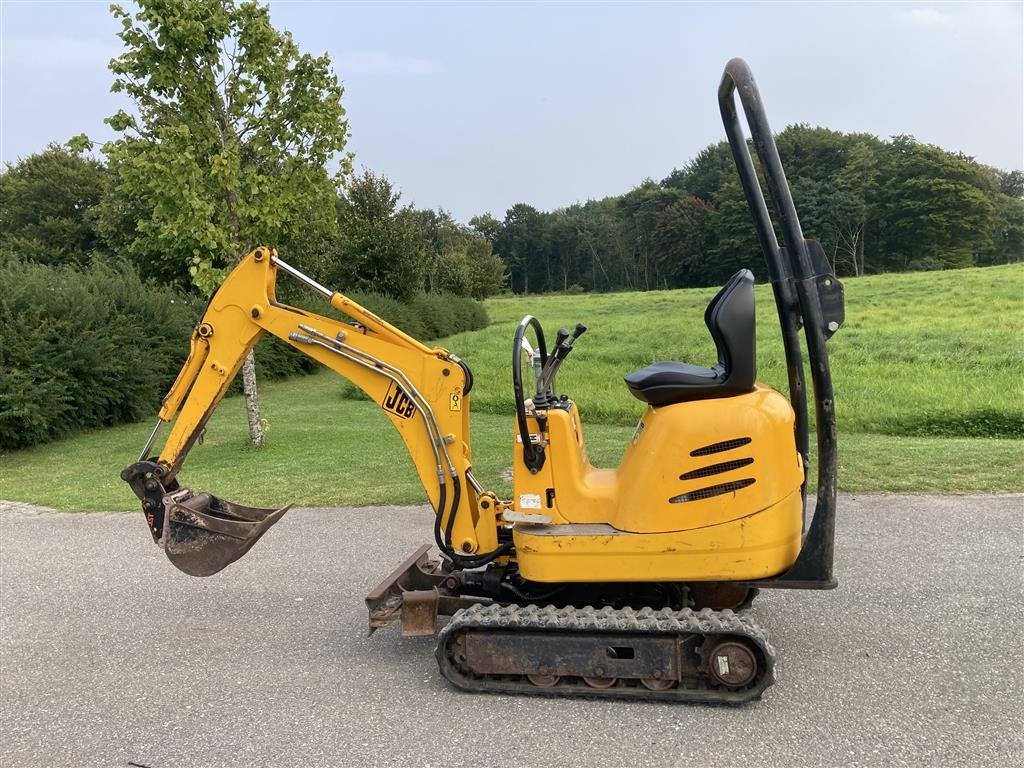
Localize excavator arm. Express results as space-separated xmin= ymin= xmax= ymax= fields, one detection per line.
xmin=122 ymin=246 xmax=505 ymax=576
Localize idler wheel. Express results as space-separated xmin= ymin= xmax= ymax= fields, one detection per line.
xmin=706 ymin=640 xmax=758 ymax=688
xmin=582 ymin=676 xmax=617 ymax=689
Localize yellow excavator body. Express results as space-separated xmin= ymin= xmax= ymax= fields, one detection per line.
xmin=510 ymin=391 xmax=804 ymax=582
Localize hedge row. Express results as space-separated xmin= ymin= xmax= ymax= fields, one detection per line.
xmin=0 ymin=258 xmax=488 ymax=450
xmin=0 ymin=257 xmax=200 ymax=449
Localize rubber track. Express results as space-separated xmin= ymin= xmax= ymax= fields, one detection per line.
xmin=436 ymin=603 xmax=776 ymax=704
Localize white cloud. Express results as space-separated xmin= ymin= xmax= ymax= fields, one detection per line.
xmin=331 ymin=50 xmax=440 ymax=77
xmin=903 ymin=7 xmax=954 ymax=27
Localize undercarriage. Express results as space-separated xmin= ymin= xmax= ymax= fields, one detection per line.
xmin=366 ymin=545 xmax=771 ymax=704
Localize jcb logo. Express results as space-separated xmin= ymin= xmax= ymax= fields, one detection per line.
xmin=382 ymin=382 xmax=416 ymax=419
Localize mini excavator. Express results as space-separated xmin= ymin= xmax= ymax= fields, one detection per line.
xmin=123 ymin=59 xmax=844 ymax=703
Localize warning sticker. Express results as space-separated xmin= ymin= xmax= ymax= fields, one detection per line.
xmin=449 ymin=391 xmax=462 ymax=412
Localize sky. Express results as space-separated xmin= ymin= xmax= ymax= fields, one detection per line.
xmin=1 ymin=1 xmax=1022 ymax=222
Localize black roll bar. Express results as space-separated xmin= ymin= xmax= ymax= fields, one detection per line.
xmin=719 ymin=58 xmax=841 ymax=588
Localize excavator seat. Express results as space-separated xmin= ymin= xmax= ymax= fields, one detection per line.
xmin=624 ymin=269 xmax=756 ymax=405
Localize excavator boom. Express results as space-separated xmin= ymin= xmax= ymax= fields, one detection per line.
xmin=123 ymin=247 xmax=501 ymax=576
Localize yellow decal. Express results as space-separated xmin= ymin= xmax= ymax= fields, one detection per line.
xmin=449 ymin=391 xmax=462 ymax=412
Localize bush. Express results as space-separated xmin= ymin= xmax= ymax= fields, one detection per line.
xmin=0 ymin=255 xmax=489 ymax=450
xmin=0 ymin=256 xmax=200 ymax=449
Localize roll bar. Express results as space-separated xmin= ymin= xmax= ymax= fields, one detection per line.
xmin=718 ymin=58 xmax=844 ymax=588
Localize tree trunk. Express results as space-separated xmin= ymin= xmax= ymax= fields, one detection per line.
xmin=241 ymin=349 xmax=265 ymax=448
xmin=213 ymin=96 xmax=265 ymax=449
xmin=856 ymin=227 xmax=866 ymax=276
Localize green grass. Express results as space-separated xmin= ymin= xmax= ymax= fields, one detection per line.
xmin=449 ymin=264 xmax=1024 ymax=436
xmin=1 ymin=264 xmax=1022 ymax=511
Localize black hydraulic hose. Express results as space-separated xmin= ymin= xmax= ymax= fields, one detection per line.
xmin=443 ymin=472 xmax=462 ymax=553
xmin=500 ymin=580 xmax=563 ymax=603
xmin=512 ymin=316 xmax=548 ymax=472
xmin=442 ymin=473 xmax=514 ymax=569
xmin=432 ymin=482 xmax=448 ymax=555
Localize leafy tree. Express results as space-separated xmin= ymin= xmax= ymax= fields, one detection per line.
xmin=499 ymin=203 xmax=548 ymax=293
xmin=977 ymin=194 xmax=1024 ymax=265
xmin=775 ymin=125 xmax=857 ymax=183
xmin=411 ymin=208 xmax=507 ymax=298
xmin=831 ymin=141 xmax=879 ymax=275
xmin=468 ymin=212 xmax=503 ymax=244
xmin=993 ymin=169 xmax=1024 ymax=198
xmin=618 ymin=181 xmax=684 ymax=290
xmin=703 ymin=178 xmax=765 ymax=285
xmin=99 ymin=0 xmax=351 ymax=446
xmin=0 ymin=144 xmax=108 ymax=266
xmin=462 ymin=236 xmax=508 ymax=298
xmin=654 ymin=196 xmax=714 ymax=285
xmin=877 ymin=137 xmax=995 ymax=270
xmin=663 ymin=142 xmax=734 ymax=201
xmin=329 ymin=170 xmax=427 ymax=301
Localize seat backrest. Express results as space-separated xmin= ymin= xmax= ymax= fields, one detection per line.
xmin=704 ymin=269 xmax=756 ymax=389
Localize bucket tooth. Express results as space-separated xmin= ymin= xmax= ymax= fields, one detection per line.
xmin=161 ymin=491 xmax=290 ymax=577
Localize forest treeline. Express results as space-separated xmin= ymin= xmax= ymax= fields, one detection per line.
xmin=469 ymin=125 xmax=1024 ymax=293
xmin=0 ymin=148 xmax=506 ymax=302
xmin=2 ymin=124 xmax=1021 ymax=302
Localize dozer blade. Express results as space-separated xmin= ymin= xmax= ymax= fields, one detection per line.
xmin=161 ymin=491 xmax=290 ymax=576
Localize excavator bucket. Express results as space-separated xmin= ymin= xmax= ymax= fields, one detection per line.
xmin=161 ymin=491 xmax=290 ymax=577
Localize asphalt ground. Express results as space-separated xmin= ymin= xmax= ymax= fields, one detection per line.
xmin=1 ymin=494 xmax=1022 ymax=768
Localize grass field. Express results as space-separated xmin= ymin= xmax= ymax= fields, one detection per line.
xmin=449 ymin=264 xmax=1024 ymax=437
xmin=1 ymin=264 xmax=1022 ymax=511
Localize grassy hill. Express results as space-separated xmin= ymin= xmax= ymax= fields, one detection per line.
xmin=451 ymin=264 xmax=1024 ymax=438
xmin=1 ymin=264 xmax=1021 ymax=511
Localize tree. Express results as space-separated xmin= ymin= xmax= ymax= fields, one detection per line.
xmin=499 ymin=203 xmax=548 ymax=293
xmin=462 ymin=236 xmax=507 ymax=298
xmin=619 ymin=180 xmax=683 ymax=290
xmin=654 ymin=195 xmax=714 ymax=285
xmin=877 ymin=136 xmax=995 ymax=270
xmin=663 ymin=141 xmax=734 ymax=201
xmin=468 ymin=212 xmax=502 ymax=244
xmin=410 ymin=208 xmax=507 ymax=298
xmin=0 ymin=143 xmax=108 ymax=266
xmin=328 ymin=170 xmax=428 ymax=301
xmin=100 ymin=0 xmax=351 ymax=446
xmin=703 ymin=178 xmax=765 ymax=286
xmin=831 ymin=141 xmax=879 ymax=276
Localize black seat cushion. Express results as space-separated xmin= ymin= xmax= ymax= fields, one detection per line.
xmin=624 ymin=269 xmax=756 ymax=405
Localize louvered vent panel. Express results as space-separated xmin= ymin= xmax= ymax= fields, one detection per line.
xmin=689 ymin=437 xmax=752 ymax=457
xmin=679 ymin=457 xmax=754 ymax=481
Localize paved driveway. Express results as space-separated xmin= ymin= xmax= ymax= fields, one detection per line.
xmin=1 ymin=494 xmax=1021 ymax=767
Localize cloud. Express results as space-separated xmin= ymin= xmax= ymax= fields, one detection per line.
xmin=331 ymin=50 xmax=440 ymax=77
xmin=903 ymin=7 xmax=954 ymax=27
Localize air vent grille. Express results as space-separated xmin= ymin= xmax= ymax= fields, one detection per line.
xmin=690 ymin=437 xmax=752 ymax=457
xmin=680 ymin=457 xmax=754 ymax=481
xmin=669 ymin=478 xmax=756 ymax=504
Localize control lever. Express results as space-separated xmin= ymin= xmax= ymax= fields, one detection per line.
xmin=537 ymin=328 xmax=570 ymax=391
xmin=538 ymin=323 xmax=587 ymax=393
